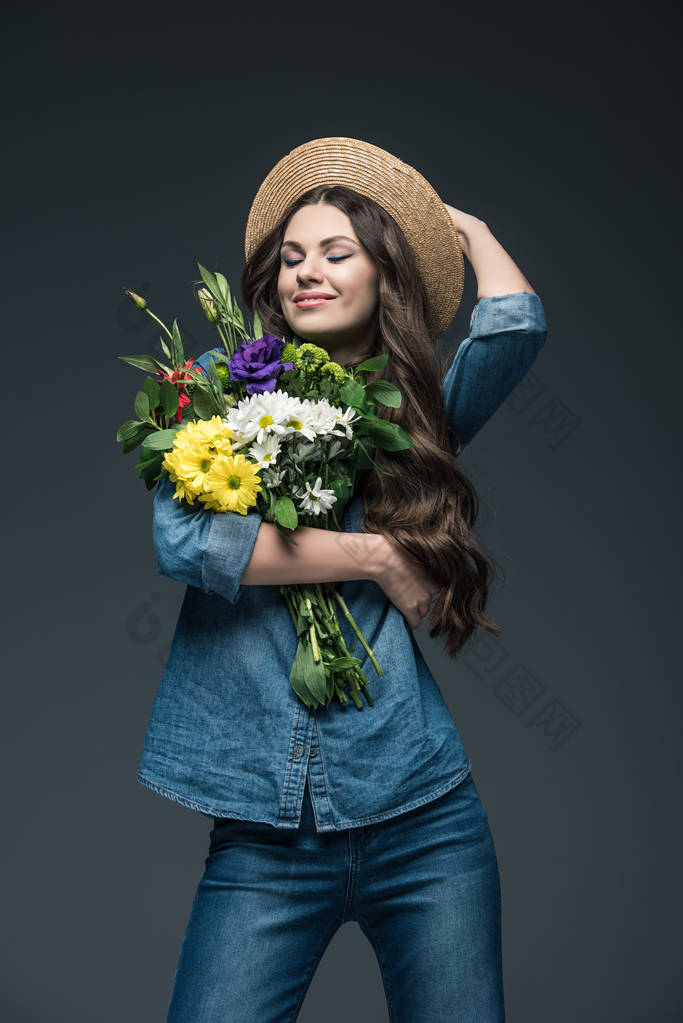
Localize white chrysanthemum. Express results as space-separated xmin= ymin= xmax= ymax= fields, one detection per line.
xmin=291 ymin=440 xmax=320 ymax=465
xmin=261 ymin=466 xmax=283 ymax=487
xmin=247 ymin=432 xmax=283 ymax=469
xmin=298 ymin=476 xmax=337 ymax=516
xmin=329 ymin=405 xmax=360 ymax=440
xmin=296 ymin=397 xmax=341 ymax=438
xmin=324 ymin=437 xmax=344 ymax=460
xmin=225 ymin=390 xmax=304 ymax=445
xmin=286 ymin=399 xmax=324 ymax=442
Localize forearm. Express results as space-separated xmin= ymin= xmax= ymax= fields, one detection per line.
xmin=241 ymin=521 xmax=387 ymax=586
xmin=457 ymin=216 xmax=536 ymax=300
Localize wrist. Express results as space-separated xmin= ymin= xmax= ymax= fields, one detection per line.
xmin=367 ymin=533 xmax=393 ymax=585
xmin=458 ymin=216 xmax=489 ymax=261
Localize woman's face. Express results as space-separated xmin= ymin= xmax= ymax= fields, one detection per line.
xmin=277 ymin=202 xmax=379 ymax=365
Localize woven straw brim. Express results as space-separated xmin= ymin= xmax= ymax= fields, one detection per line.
xmin=244 ymin=136 xmax=464 ymax=341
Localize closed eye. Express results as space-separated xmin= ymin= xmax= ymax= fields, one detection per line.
xmin=283 ymin=254 xmax=352 ymax=267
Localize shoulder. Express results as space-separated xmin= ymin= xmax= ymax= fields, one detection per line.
xmin=193 ymin=347 xmax=227 ymax=372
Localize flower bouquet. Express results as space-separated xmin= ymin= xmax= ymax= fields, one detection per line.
xmin=116 ymin=263 xmax=415 ymax=711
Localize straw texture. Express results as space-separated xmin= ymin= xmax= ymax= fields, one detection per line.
xmin=244 ymin=136 xmax=464 ymax=340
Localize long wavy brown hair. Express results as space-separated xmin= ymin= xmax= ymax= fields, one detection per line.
xmin=241 ymin=184 xmax=502 ymax=656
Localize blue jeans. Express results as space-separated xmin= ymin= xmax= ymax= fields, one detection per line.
xmin=165 ymin=769 xmax=505 ymax=1022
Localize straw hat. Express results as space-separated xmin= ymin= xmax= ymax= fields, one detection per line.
xmin=244 ymin=136 xmax=464 ymax=341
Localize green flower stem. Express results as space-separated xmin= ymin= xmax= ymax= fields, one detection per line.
xmin=333 ymin=591 xmax=383 ymax=676
xmin=283 ymin=581 xmax=377 ymax=710
xmin=282 ymin=588 xmax=299 ymax=630
xmin=334 ymin=679 xmax=349 ymax=706
xmin=144 ymin=308 xmax=174 ymax=341
xmin=309 ymin=622 xmax=321 ymax=662
xmin=216 ymin=321 xmax=233 ymax=359
xmin=317 ymin=583 xmax=337 ymax=618
xmin=348 ymin=686 xmax=363 ymax=710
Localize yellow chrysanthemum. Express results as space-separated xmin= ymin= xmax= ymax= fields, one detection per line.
xmin=198 ymin=453 xmax=262 ymax=515
xmin=161 ymin=446 xmax=183 ymax=479
xmin=171 ymin=420 xmax=207 ymax=450
xmin=171 ymin=441 xmax=217 ymax=493
xmin=192 ymin=416 xmax=235 ymax=455
xmin=172 ymin=476 xmax=202 ymax=505
xmin=162 ymin=449 xmax=203 ymax=504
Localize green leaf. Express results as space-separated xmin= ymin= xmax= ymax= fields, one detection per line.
xmin=339 ymin=377 xmax=368 ymax=411
xmin=351 ymin=435 xmax=394 ymax=474
xmin=142 ymin=375 xmax=161 ymax=409
xmin=170 ymin=319 xmax=185 ymax=367
xmin=363 ymin=418 xmax=415 ymax=451
xmin=328 ymin=655 xmax=362 ymax=670
xmin=274 ymin=495 xmax=299 ymax=531
xmin=116 ymin=418 xmax=143 ymax=442
xmin=135 ymin=449 xmax=165 ymax=490
xmin=252 ymin=310 xmax=263 ymax=340
xmin=118 ymin=354 xmax=169 ymax=374
xmin=192 ymin=386 xmax=220 ymax=419
xmin=160 ymin=379 xmax=179 ymax=417
xmin=214 ymin=272 xmax=230 ymax=304
xmin=329 ymin=478 xmax=351 ymax=504
xmin=355 ymin=353 xmax=389 ymax=373
xmin=197 ymin=264 xmax=227 ymax=313
xmin=141 ymin=427 xmax=183 ymax=451
xmin=122 ymin=424 xmax=155 ymax=454
xmin=201 ymin=358 xmax=227 ymax=417
xmin=365 ymin=379 xmax=402 ymax=408
xmin=159 ymin=336 xmax=172 ymax=361
xmin=301 ymin=638 xmax=328 ymax=703
xmin=275 ymin=522 xmax=299 ymax=545
xmin=134 ymin=390 xmax=150 ymax=420
xmin=205 ymin=355 xmax=221 ymax=391
xmin=289 ymin=640 xmax=317 ymax=706
xmin=197 ymin=262 xmax=220 ymax=294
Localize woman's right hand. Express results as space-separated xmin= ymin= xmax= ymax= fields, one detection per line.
xmin=372 ymin=535 xmax=443 ymax=630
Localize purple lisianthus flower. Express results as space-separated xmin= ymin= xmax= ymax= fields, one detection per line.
xmin=228 ymin=334 xmax=295 ymax=396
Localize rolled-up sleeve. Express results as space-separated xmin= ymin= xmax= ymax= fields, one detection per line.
xmin=153 ymin=477 xmax=263 ymax=604
xmin=151 ymin=346 xmax=264 ymax=604
xmin=442 ymin=291 xmax=548 ymax=452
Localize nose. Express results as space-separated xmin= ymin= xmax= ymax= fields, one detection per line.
xmin=296 ymin=253 xmax=325 ymax=284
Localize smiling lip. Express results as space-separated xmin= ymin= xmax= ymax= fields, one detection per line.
xmin=294 ymin=296 xmax=334 ymax=308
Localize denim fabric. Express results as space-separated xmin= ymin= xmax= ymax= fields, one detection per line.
xmin=164 ymin=769 xmax=505 ymax=1023
xmin=137 ymin=291 xmax=548 ymax=832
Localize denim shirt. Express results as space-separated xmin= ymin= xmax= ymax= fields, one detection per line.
xmin=137 ymin=291 xmax=548 ymax=832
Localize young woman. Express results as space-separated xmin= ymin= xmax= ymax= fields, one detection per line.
xmin=139 ymin=137 xmax=548 ymax=1022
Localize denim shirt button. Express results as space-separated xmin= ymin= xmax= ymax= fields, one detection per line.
xmin=294 ymin=745 xmax=303 ymax=758
xmin=309 ymin=748 xmax=317 ymax=757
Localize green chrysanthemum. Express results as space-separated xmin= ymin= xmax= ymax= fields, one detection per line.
xmin=296 ymin=342 xmax=329 ymax=369
xmin=320 ymin=361 xmax=345 ymax=383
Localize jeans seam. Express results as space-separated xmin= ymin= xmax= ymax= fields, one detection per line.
xmin=341 ymin=830 xmax=356 ymax=921
xmin=286 ymin=913 xmax=344 ymax=1023
xmin=354 ymin=911 xmax=397 ymax=1023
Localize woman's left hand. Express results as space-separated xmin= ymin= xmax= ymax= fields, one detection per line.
xmin=444 ymin=203 xmax=536 ymax=297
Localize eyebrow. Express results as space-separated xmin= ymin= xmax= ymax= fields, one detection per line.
xmin=280 ymin=234 xmax=358 ymax=251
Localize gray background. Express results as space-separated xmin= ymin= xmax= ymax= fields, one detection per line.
xmin=3 ymin=1 xmax=681 ymax=1019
